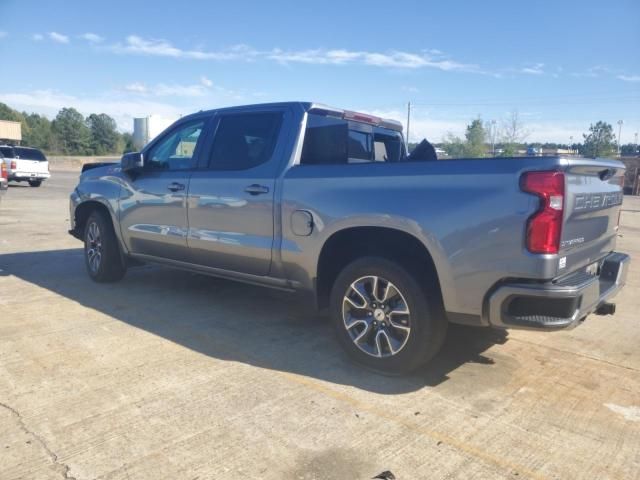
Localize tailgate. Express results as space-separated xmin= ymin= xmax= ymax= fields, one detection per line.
xmin=16 ymin=159 xmax=49 ymax=174
xmin=560 ymin=157 xmax=625 ymax=273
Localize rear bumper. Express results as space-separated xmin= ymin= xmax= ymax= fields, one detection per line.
xmin=488 ymin=252 xmax=630 ymax=330
xmin=9 ymin=172 xmax=50 ymax=181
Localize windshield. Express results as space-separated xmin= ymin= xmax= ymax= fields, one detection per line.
xmin=13 ymin=147 xmax=47 ymax=161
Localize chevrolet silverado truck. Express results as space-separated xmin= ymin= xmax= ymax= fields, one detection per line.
xmin=69 ymin=102 xmax=629 ymax=373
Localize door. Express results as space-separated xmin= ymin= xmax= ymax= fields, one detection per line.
xmin=119 ymin=118 xmax=207 ymax=261
xmin=187 ymin=109 xmax=287 ymax=275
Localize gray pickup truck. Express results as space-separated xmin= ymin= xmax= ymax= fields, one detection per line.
xmin=69 ymin=102 xmax=629 ymax=373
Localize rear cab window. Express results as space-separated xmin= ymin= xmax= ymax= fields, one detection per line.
xmin=0 ymin=147 xmax=15 ymax=158
xmin=13 ymin=148 xmax=47 ymax=161
xmin=300 ymin=113 xmax=406 ymax=165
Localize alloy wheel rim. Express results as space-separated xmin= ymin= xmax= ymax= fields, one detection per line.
xmin=342 ymin=275 xmax=411 ymax=358
xmin=86 ymin=221 xmax=103 ymax=273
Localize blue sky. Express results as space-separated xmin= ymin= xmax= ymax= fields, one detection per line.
xmin=1 ymin=0 xmax=639 ymax=143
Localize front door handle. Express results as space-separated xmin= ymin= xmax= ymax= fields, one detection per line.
xmin=244 ymin=184 xmax=270 ymax=195
xmin=168 ymin=182 xmax=185 ymax=192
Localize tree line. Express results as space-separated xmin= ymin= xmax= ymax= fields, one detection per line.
xmin=1 ymin=102 xmax=638 ymax=158
xmin=415 ymin=112 xmax=638 ymax=158
xmin=0 ymin=103 xmax=134 ymax=155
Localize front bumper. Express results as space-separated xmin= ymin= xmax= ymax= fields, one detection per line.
xmin=488 ymin=252 xmax=630 ymax=330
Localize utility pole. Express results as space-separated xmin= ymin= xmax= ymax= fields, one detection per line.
xmin=617 ymin=120 xmax=623 ymax=157
xmin=634 ymin=131 xmax=638 ymax=148
xmin=491 ymin=120 xmax=497 ymax=156
xmin=406 ymin=101 xmax=411 ymax=150
xmin=569 ymin=136 xmax=573 ymax=154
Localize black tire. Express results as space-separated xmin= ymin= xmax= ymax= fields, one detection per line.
xmin=84 ymin=210 xmax=127 ymax=282
xmin=28 ymin=180 xmax=42 ymax=187
xmin=330 ymin=256 xmax=447 ymax=374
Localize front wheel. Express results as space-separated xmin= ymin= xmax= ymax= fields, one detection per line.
xmin=84 ymin=210 xmax=127 ymax=282
xmin=330 ymin=257 xmax=447 ymax=374
xmin=28 ymin=180 xmax=42 ymax=187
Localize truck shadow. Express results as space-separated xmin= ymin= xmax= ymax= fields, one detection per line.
xmin=0 ymin=248 xmax=508 ymax=394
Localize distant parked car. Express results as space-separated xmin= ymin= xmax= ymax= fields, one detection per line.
xmin=0 ymin=145 xmax=51 ymax=187
xmin=0 ymin=151 xmax=8 ymax=200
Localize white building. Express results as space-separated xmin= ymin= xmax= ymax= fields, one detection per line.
xmin=0 ymin=120 xmax=22 ymax=143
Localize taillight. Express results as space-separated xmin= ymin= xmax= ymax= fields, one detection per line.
xmin=521 ymin=171 xmax=565 ymax=254
xmin=1 ymin=162 xmax=7 ymax=179
xmin=10 ymin=160 xmax=16 ymax=170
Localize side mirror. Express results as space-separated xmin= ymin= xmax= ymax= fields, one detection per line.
xmin=121 ymin=152 xmax=144 ymax=172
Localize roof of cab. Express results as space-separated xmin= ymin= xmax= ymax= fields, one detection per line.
xmin=185 ymin=101 xmax=404 ymax=132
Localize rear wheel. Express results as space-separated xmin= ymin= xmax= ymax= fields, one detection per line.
xmin=330 ymin=256 xmax=447 ymax=374
xmin=28 ymin=180 xmax=42 ymax=187
xmin=84 ymin=210 xmax=127 ymax=282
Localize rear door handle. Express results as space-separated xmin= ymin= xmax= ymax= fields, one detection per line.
xmin=244 ymin=184 xmax=270 ymax=195
xmin=168 ymin=182 xmax=185 ymax=192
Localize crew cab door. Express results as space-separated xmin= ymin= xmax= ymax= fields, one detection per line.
xmin=186 ymin=108 xmax=289 ymax=276
xmin=119 ymin=118 xmax=208 ymax=261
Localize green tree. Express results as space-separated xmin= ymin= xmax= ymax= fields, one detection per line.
xmin=442 ymin=133 xmax=466 ymax=157
xmin=499 ymin=110 xmax=528 ymax=157
xmin=0 ymin=102 xmax=24 ymax=122
xmin=87 ymin=113 xmax=119 ymax=155
xmin=121 ymin=132 xmax=136 ymax=153
xmin=23 ymin=113 xmax=52 ymax=150
xmin=582 ymin=121 xmax=616 ymax=158
xmin=52 ymin=108 xmax=91 ymax=155
xmin=620 ymin=143 xmax=638 ymax=156
xmin=464 ymin=118 xmax=487 ymax=157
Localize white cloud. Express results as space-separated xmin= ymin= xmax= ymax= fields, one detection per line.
xmin=32 ymin=33 xmax=44 ymax=41
xmin=571 ymin=65 xmax=613 ymax=78
xmin=80 ymin=33 xmax=104 ymax=43
xmin=520 ymin=63 xmax=545 ymax=75
xmin=266 ymin=48 xmax=479 ymax=72
xmin=108 ymin=35 xmax=485 ymax=73
xmin=111 ymin=35 xmax=254 ymax=60
xmin=124 ymin=78 xmax=214 ymax=97
xmin=152 ymin=83 xmax=210 ymax=97
xmin=617 ymin=75 xmax=640 ymax=82
xmin=124 ymin=82 xmax=148 ymax=93
xmin=49 ymin=32 xmax=69 ymax=44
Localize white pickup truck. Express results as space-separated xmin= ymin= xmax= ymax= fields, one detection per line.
xmin=0 ymin=145 xmax=51 ymax=187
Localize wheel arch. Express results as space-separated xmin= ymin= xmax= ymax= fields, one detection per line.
xmin=315 ymin=226 xmax=445 ymax=311
xmin=73 ymin=199 xmax=125 ymax=251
